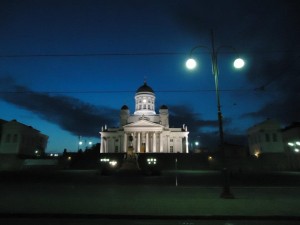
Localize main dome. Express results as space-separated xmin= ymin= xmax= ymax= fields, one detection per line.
xmin=136 ymin=82 xmax=154 ymax=93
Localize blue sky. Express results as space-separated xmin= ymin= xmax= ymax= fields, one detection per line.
xmin=0 ymin=0 xmax=299 ymax=152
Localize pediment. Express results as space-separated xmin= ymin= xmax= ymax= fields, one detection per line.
xmin=123 ymin=120 xmax=164 ymax=131
xmin=124 ymin=119 xmax=164 ymax=128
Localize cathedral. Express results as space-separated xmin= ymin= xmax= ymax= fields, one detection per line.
xmin=100 ymin=82 xmax=189 ymax=153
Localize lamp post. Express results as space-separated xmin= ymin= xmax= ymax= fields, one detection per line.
xmin=186 ymin=30 xmax=245 ymax=198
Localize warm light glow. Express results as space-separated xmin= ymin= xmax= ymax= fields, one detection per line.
xmin=186 ymin=58 xmax=197 ymax=70
xmin=254 ymin=151 xmax=260 ymax=158
xmin=142 ymin=99 xmax=147 ymax=103
xmin=233 ymin=58 xmax=245 ymax=69
xmin=208 ymin=156 xmax=213 ymax=161
xmin=67 ymin=156 xmax=72 ymax=161
xmin=109 ymin=160 xmax=118 ymax=167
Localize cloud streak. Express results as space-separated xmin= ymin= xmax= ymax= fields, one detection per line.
xmin=0 ymin=76 xmax=119 ymax=137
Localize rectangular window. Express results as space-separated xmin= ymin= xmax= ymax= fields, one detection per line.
xmin=170 ymin=146 xmax=173 ymax=153
xmin=170 ymin=139 xmax=173 ymax=142
xmin=5 ymin=134 xmax=11 ymax=143
xmin=265 ymin=133 xmax=270 ymax=142
xmin=115 ymin=146 xmax=118 ymax=153
xmin=13 ymin=134 xmax=18 ymax=143
xmin=272 ymin=133 xmax=277 ymax=142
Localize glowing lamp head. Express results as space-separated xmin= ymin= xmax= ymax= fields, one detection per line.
xmin=233 ymin=58 xmax=245 ymax=69
xmin=186 ymin=58 xmax=197 ymax=70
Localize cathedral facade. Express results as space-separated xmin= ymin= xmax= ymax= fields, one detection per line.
xmin=100 ymin=82 xmax=189 ymax=153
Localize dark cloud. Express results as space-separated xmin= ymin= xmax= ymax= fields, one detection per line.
xmin=174 ymin=0 xmax=300 ymax=125
xmin=168 ymin=104 xmax=238 ymax=149
xmin=169 ymin=104 xmax=219 ymax=130
xmin=0 ymin=76 xmax=119 ymax=137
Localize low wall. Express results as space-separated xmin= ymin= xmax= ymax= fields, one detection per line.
xmin=0 ymin=154 xmax=23 ymax=171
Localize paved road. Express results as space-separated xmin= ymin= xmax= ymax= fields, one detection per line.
xmin=0 ymin=170 xmax=300 ymax=223
xmin=2 ymin=169 xmax=300 ymax=187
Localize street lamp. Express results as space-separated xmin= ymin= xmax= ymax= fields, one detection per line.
xmin=186 ymin=30 xmax=245 ymax=199
xmin=288 ymin=141 xmax=300 ymax=153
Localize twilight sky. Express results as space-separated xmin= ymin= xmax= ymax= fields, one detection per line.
xmin=0 ymin=0 xmax=299 ymax=152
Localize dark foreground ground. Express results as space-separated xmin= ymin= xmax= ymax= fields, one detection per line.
xmin=0 ymin=170 xmax=300 ymax=225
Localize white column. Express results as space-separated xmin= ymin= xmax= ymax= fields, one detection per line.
xmin=153 ymin=132 xmax=156 ymax=153
xmin=104 ymin=137 xmax=109 ymax=153
xmin=185 ymin=135 xmax=189 ymax=153
xmin=100 ymin=134 xmax=104 ymax=153
xmin=137 ymin=132 xmax=141 ymax=153
xmin=123 ymin=133 xmax=127 ymax=153
xmin=146 ymin=132 xmax=149 ymax=153
xmin=132 ymin=133 xmax=136 ymax=152
xmin=159 ymin=132 xmax=163 ymax=153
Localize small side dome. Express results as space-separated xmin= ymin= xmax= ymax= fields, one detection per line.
xmin=160 ymin=105 xmax=168 ymax=109
xmin=121 ymin=105 xmax=129 ymax=110
xmin=136 ymin=82 xmax=154 ymax=93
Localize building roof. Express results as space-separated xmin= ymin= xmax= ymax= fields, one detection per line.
xmin=136 ymin=82 xmax=154 ymax=93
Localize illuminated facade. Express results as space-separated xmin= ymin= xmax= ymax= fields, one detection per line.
xmin=100 ymin=82 xmax=189 ymax=153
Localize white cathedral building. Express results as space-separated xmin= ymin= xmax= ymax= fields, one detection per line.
xmin=100 ymin=82 xmax=189 ymax=153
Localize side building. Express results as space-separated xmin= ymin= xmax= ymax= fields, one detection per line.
xmin=247 ymin=119 xmax=284 ymax=157
xmin=0 ymin=119 xmax=48 ymax=157
xmin=100 ymin=82 xmax=189 ymax=153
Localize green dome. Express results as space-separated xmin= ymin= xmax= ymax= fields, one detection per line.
xmin=136 ymin=82 xmax=154 ymax=93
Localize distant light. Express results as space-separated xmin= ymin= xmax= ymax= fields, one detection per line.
xmin=54 ymin=153 xmax=58 ymax=157
xmin=208 ymin=156 xmax=213 ymax=161
xmin=233 ymin=58 xmax=245 ymax=69
xmin=35 ymin=150 xmax=39 ymax=154
xmin=100 ymin=158 xmax=110 ymax=162
xmin=88 ymin=141 xmax=93 ymax=145
xmin=296 ymin=142 xmax=300 ymax=146
xmin=295 ymin=148 xmax=299 ymax=153
xmin=79 ymin=141 xmax=83 ymax=145
xmin=50 ymin=153 xmax=53 ymax=156
xmin=67 ymin=156 xmax=72 ymax=161
xmin=195 ymin=141 xmax=199 ymax=146
xmin=147 ymin=158 xmax=157 ymax=164
xmin=254 ymin=152 xmax=260 ymax=158
xmin=288 ymin=142 xmax=295 ymax=146
xmin=186 ymin=58 xmax=197 ymax=70
xmin=109 ymin=160 xmax=118 ymax=167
